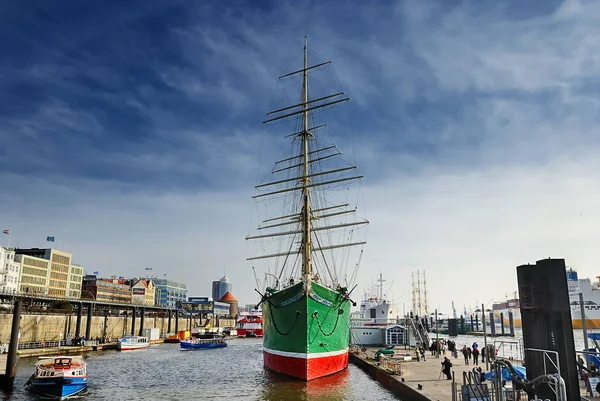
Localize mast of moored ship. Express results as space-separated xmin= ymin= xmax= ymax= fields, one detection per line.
xmin=301 ymin=35 xmax=312 ymax=288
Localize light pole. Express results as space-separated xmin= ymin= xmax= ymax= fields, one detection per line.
xmin=435 ymin=309 xmax=439 ymax=358
xmin=481 ymin=303 xmax=489 ymax=371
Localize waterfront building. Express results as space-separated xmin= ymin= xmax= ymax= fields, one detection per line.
xmin=15 ymin=248 xmax=84 ymax=298
xmin=82 ymin=275 xmax=132 ymax=303
xmin=219 ymin=291 xmax=239 ymax=317
xmin=15 ymin=253 xmax=50 ymax=296
xmin=153 ymin=279 xmax=187 ymax=308
xmin=131 ymin=279 xmax=155 ymax=306
xmin=183 ymin=296 xmax=231 ymax=317
xmin=211 ymin=276 xmax=231 ymax=301
xmin=0 ymin=246 xmax=20 ymax=294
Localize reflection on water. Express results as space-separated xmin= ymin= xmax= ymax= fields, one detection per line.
xmin=261 ymin=367 xmax=354 ymax=400
xmin=2 ymin=339 xmax=399 ymax=401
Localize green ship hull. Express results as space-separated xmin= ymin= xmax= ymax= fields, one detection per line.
xmin=262 ymin=280 xmax=351 ymax=380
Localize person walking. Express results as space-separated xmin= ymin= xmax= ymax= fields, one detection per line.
xmin=462 ymin=345 xmax=469 ymax=365
xmin=577 ymin=354 xmax=585 ymax=380
xmin=473 ymin=346 xmax=480 ymax=366
xmin=442 ymin=357 xmax=453 ymax=380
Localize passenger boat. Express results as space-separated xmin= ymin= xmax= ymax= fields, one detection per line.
xmin=118 ymin=335 xmax=150 ymax=351
xmin=235 ymin=312 xmax=263 ymax=337
xmin=245 ymin=36 xmax=368 ymax=380
xmin=26 ymin=356 xmax=87 ymax=399
xmin=180 ymin=337 xmax=227 ymax=350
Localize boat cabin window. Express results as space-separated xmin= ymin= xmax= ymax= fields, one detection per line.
xmin=54 ymin=358 xmax=72 ymax=368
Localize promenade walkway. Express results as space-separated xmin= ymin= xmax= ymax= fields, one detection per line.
xmin=353 ymin=348 xmax=594 ymax=400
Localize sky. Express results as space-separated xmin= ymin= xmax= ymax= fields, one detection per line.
xmin=1 ymin=0 xmax=600 ymax=314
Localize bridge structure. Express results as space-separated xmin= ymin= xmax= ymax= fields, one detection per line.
xmin=0 ymin=291 xmax=180 ymax=341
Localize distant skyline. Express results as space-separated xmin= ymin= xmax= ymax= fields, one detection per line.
xmin=2 ymin=0 xmax=600 ymax=313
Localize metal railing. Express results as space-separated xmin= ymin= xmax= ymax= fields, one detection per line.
xmin=493 ymin=339 xmax=523 ymax=362
xmin=17 ymin=340 xmax=66 ymax=350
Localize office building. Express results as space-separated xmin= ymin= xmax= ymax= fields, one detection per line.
xmin=0 ymin=246 xmax=20 ymax=294
xmin=211 ymin=276 xmax=231 ymax=301
xmin=153 ymin=279 xmax=187 ymax=308
xmin=131 ymin=279 xmax=155 ymax=306
xmin=82 ymin=275 xmax=132 ymax=304
xmin=15 ymin=248 xmax=84 ymax=298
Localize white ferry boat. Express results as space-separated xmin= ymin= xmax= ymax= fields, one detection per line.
xmin=27 ymin=356 xmax=88 ymax=399
xmin=118 ymin=335 xmax=150 ymax=351
xmin=491 ymin=268 xmax=600 ymax=329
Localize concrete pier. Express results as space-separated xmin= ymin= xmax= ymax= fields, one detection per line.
xmin=350 ymin=347 xmax=591 ymax=400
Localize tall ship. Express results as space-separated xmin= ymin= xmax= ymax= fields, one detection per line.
xmin=246 ymin=37 xmax=368 ymax=381
xmin=491 ymin=268 xmax=600 ymax=329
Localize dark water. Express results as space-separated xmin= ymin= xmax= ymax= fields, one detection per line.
xmin=3 ymin=338 xmax=399 ymax=400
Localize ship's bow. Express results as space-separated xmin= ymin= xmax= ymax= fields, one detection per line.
xmin=263 ymin=281 xmax=350 ymax=380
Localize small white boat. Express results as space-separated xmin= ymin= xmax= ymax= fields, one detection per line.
xmin=118 ymin=335 xmax=150 ymax=351
xmin=27 ymin=356 xmax=88 ymax=399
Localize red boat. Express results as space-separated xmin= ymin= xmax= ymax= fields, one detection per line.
xmin=236 ymin=311 xmax=263 ymax=337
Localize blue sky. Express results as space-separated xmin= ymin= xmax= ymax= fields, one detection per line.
xmin=2 ymin=0 xmax=600 ymax=313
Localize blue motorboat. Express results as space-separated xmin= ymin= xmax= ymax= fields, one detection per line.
xmin=180 ymin=337 xmax=227 ymax=350
xmin=27 ymin=356 xmax=88 ymax=399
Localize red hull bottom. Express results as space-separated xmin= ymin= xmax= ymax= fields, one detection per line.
xmin=264 ymin=350 xmax=348 ymax=381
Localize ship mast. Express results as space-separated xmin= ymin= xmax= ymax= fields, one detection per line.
xmin=301 ymin=36 xmax=312 ymax=285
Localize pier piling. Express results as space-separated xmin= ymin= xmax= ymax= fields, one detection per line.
xmin=131 ymin=307 xmax=136 ymax=336
xmin=85 ymin=304 xmax=92 ymax=340
xmin=75 ymin=302 xmax=82 ymax=338
xmin=167 ymin=311 xmax=172 ymax=333
xmin=500 ymin=312 xmax=505 ymax=335
xmin=139 ymin=307 xmax=145 ymax=336
xmin=2 ymin=299 xmax=22 ymax=391
xmin=175 ymin=310 xmax=179 ymax=333
xmin=489 ymin=312 xmax=495 ymax=336
xmin=103 ymin=311 xmax=108 ymax=337
xmin=508 ymin=311 xmax=515 ymax=336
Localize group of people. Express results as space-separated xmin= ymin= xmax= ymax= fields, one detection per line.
xmin=460 ymin=342 xmax=497 ymax=365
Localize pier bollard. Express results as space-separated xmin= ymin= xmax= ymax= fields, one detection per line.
xmin=508 ymin=311 xmax=515 ymax=337
xmin=2 ymin=299 xmax=22 ymax=391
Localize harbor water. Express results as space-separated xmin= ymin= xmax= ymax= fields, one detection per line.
xmin=3 ymin=338 xmax=400 ymax=401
